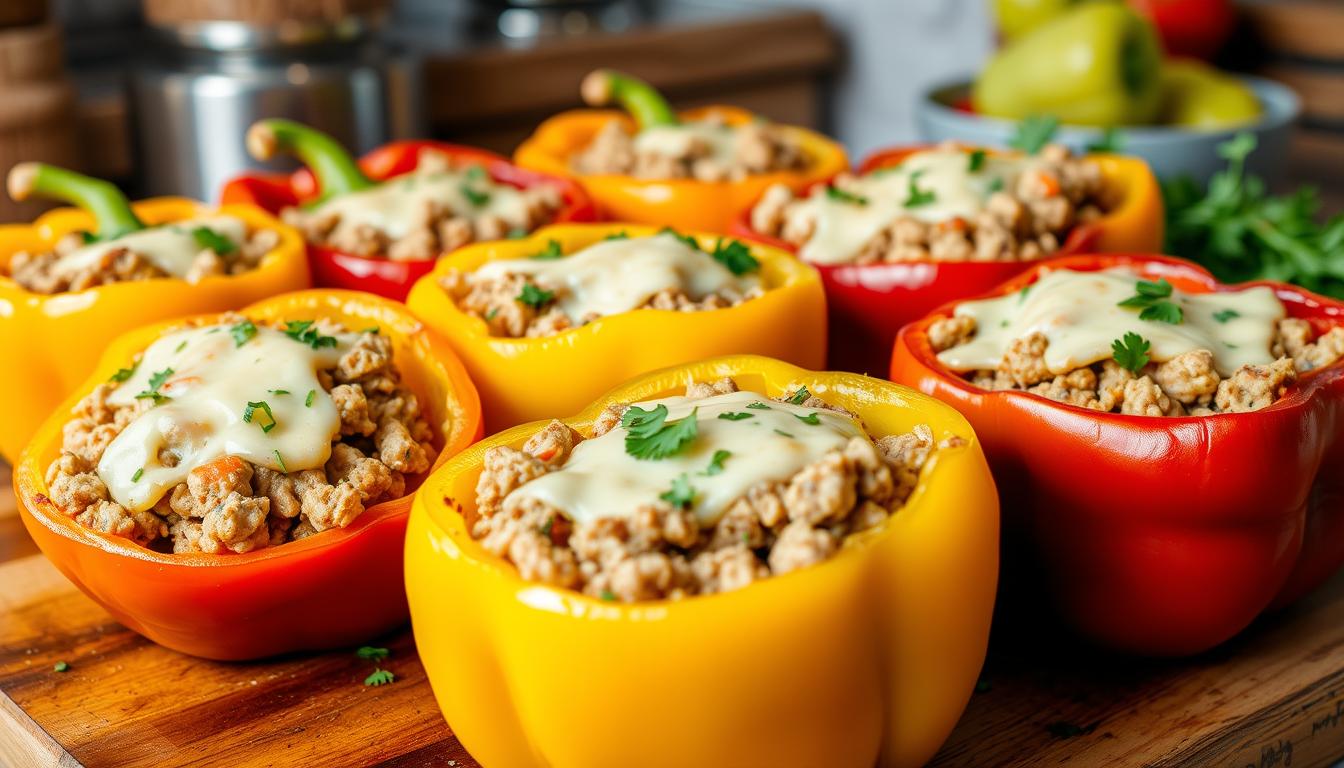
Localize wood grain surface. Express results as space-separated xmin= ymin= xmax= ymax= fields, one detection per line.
xmin=3 ymin=459 xmax=1344 ymax=767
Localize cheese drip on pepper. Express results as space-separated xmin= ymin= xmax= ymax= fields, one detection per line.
xmin=471 ymin=232 xmax=759 ymax=324
xmin=505 ymin=391 xmax=866 ymax=527
xmin=99 ymin=323 xmax=351 ymax=512
xmin=51 ymin=215 xmax=248 ymax=281
xmin=937 ymin=267 xmax=1286 ymax=377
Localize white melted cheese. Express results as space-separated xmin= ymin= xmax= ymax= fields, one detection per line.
xmin=471 ymin=232 xmax=759 ymax=324
xmin=937 ymin=267 xmax=1286 ymax=377
xmin=99 ymin=324 xmax=352 ymax=512
xmin=52 ymin=215 xmax=248 ymax=281
xmin=796 ymin=148 xmax=1039 ymax=265
xmin=311 ymin=164 xmax=532 ymax=240
xmin=632 ymin=120 xmax=740 ymax=166
xmin=505 ymin=391 xmax=866 ymax=528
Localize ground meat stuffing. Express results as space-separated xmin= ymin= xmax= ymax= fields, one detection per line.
xmin=281 ymin=150 xmax=564 ymax=262
xmin=931 ymin=315 xmax=1344 ymax=415
xmin=570 ymin=113 xmax=810 ymax=182
xmin=470 ymin=378 xmax=954 ymax=602
xmin=752 ymin=142 xmax=1108 ymax=264
xmin=8 ymin=227 xmax=280 ymax=295
xmin=43 ymin=318 xmax=437 ymax=554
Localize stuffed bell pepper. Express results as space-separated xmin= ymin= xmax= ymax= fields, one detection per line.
xmin=406 ymin=355 xmax=999 ymax=768
xmin=220 ymin=119 xmax=596 ymax=300
xmin=0 ymin=163 xmax=309 ymax=463
xmin=891 ymin=254 xmax=1344 ymax=655
xmin=733 ymin=141 xmax=1163 ymax=374
xmin=406 ymin=223 xmax=827 ymax=430
xmin=514 ymin=69 xmax=848 ymax=232
xmin=13 ymin=290 xmax=482 ymax=660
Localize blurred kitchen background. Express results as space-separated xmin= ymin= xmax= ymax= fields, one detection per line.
xmin=0 ymin=0 xmax=1338 ymax=220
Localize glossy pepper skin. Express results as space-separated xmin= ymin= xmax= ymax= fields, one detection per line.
xmin=13 ymin=290 xmax=483 ymax=660
xmin=0 ymin=198 xmax=309 ymax=463
xmin=513 ymin=105 xmax=848 ymax=233
xmin=405 ymin=223 xmax=827 ymax=431
xmin=220 ymin=139 xmax=597 ymax=301
xmin=1158 ymin=59 xmax=1262 ymax=129
xmin=406 ymin=355 xmax=1000 ymax=768
xmin=890 ymin=254 xmax=1344 ymax=656
xmin=731 ymin=146 xmax=1164 ymax=375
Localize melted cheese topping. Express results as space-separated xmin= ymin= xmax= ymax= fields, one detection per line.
xmin=99 ymin=324 xmax=352 ymax=512
xmin=937 ymin=268 xmax=1285 ymax=377
xmin=632 ymin=120 xmax=740 ymax=165
xmin=506 ymin=391 xmax=866 ymax=528
xmin=52 ymin=215 xmax=248 ymax=281
xmin=795 ymin=149 xmax=1040 ymax=265
xmin=311 ymin=164 xmax=533 ymax=240
xmin=471 ymin=233 xmax=759 ymax=323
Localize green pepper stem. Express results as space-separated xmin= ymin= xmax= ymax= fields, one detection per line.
xmin=7 ymin=163 xmax=144 ymax=239
xmin=246 ymin=119 xmax=375 ymax=200
xmin=580 ymin=69 xmax=679 ymax=129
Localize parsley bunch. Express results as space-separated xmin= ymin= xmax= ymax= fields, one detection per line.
xmin=1164 ymin=133 xmax=1344 ymax=300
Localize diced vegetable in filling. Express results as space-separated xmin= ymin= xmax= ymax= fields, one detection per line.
xmin=571 ymin=113 xmax=810 ymax=182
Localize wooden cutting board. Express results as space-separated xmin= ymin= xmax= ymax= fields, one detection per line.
xmin=3 ymin=461 xmax=1344 ymax=767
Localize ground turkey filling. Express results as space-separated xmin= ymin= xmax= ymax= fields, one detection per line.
xmin=45 ymin=317 xmax=437 ymax=554
xmin=282 ymin=150 xmax=565 ymax=262
xmin=570 ymin=113 xmax=810 ymax=181
xmin=8 ymin=225 xmax=279 ymax=295
xmin=930 ymin=314 xmax=1344 ymax=416
xmin=471 ymin=378 xmax=955 ymax=602
xmin=751 ymin=143 xmax=1107 ymax=264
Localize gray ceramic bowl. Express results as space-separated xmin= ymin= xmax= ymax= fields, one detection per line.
xmin=914 ymin=76 xmax=1300 ymax=186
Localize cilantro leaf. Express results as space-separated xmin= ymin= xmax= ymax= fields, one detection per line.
xmin=1117 ymin=278 xmax=1183 ymax=324
xmin=460 ymin=183 xmax=490 ymax=207
xmin=795 ymin=412 xmax=821 ymax=425
xmin=825 ymin=186 xmax=869 ymax=206
xmin=135 ymin=367 xmax=174 ymax=404
xmin=1139 ymin=302 xmax=1184 ymax=324
xmin=131 ymin=468 xmax=143 ymax=482
xmin=622 ymin=405 xmax=699 ymax=460
xmin=1213 ymin=309 xmax=1240 ymax=323
xmin=600 ymin=589 xmax=617 ymax=602
xmin=282 ymin=320 xmax=338 ymax=350
xmin=356 ymin=646 xmax=390 ymax=661
xmin=364 ymin=668 xmax=395 ymax=686
xmin=1112 ymin=332 xmax=1151 ymax=374
xmin=702 ymin=449 xmax=730 ymax=476
xmin=305 ymin=389 xmax=316 ymax=407
xmin=786 ymin=386 xmax=810 ymax=405
xmin=967 ymin=149 xmax=986 ymax=173
xmin=243 ymin=400 xmax=277 ymax=433
xmin=745 ymin=402 xmax=770 ymax=410
xmin=192 ymin=226 xmax=237 ymax=255
xmin=230 ymin=319 xmax=257 ymax=348
xmin=774 ymin=428 xmax=795 ymax=438
xmin=516 ymin=283 xmax=554 ymax=310
xmin=604 ymin=231 xmax=630 ymax=241
xmin=1008 ymin=114 xmax=1059 ymax=155
xmin=109 ymin=361 xmax=138 ymax=383
xmin=710 ymin=238 xmax=760 ymax=276
xmin=717 ymin=411 xmax=753 ymax=421
xmin=531 ymin=239 xmax=563 ymax=260
xmin=659 ymin=227 xmax=700 ymax=250
xmin=659 ymin=473 xmax=696 ymax=509
xmin=905 ymin=172 xmax=936 ymax=208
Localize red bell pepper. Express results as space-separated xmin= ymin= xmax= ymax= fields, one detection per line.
xmin=890 ymin=253 xmax=1344 ymax=656
xmin=221 ymin=135 xmax=597 ymax=301
xmin=731 ymin=145 xmax=1163 ymax=375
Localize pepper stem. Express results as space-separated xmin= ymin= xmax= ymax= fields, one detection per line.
xmin=7 ymin=163 xmax=144 ymax=239
xmin=246 ymin=119 xmax=375 ymax=200
xmin=580 ymin=69 xmax=679 ymax=129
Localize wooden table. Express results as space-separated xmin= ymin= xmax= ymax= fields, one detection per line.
xmin=3 ymin=462 xmax=1344 ymax=767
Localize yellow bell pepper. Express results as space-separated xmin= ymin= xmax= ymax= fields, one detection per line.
xmin=405 ymin=223 xmax=827 ymax=431
xmin=0 ymin=197 xmax=309 ymax=461
xmin=514 ymin=105 xmax=848 ymax=233
xmin=406 ymin=354 xmax=1000 ymax=768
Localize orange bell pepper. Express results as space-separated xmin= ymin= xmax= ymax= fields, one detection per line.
xmin=406 ymin=354 xmax=999 ymax=768
xmin=405 ymin=223 xmax=827 ymax=431
xmin=12 ymin=290 xmax=482 ymax=660
xmin=0 ymin=189 xmax=310 ymax=462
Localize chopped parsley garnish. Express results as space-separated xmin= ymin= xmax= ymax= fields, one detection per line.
xmin=243 ymin=400 xmax=277 ymax=433
xmin=268 ymin=389 xmax=289 ymax=395
xmin=988 ymin=177 xmax=1005 ymax=194
xmin=131 ymin=468 xmax=143 ymax=482
xmin=273 ymin=450 xmax=288 ymax=473
xmin=230 ymin=319 xmax=257 ymax=348
xmin=905 ymin=172 xmax=937 ymax=208
xmin=135 ymin=367 xmax=174 ymax=404
xmin=1018 ymin=284 xmax=1032 ymax=303
xmin=356 ymin=646 xmax=390 ymax=661
xmin=516 ymin=283 xmax=555 ymax=309
xmin=659 ymin=473 xmax=696 ymax=509
xmin=305 ymin=389 xmax=316 ymax=407
xmin=175 ymin=340 xmax=187 ymax=353
xmin=717 ymin=411 xmax=753 ymax=421
xmin=460 ymin=183 xmax=490 ymax=208
xmin=774 ymin=428 xmax=795 ymax=438
xmin=702 ymin=449 xmax=731 ymax=476
xmin=364 ymin=668 xmax=395 ymax=686
xmin=745 ymin=402 xmax=771 ymax=410
xmin=282 ymin=320 xmax=338 ymax=350
xmin=600 ymin=589 xmax=617 ymax=602
xmin=1008 ymin=114 xmax=1059 ymax=155
xmin=1117 ymin=278 xmax=1184 ymax=324
xmin=464 ymin=164 xmax=488 ymax=182
xmin=192 ymin=226 xmax=237 ymax=254
xmin=786 ymin=386 xmax=810 ymax=405
xmin=659 ymin=227 xmax=700 ymax=250
xmin=825 ymin=186 xmax=869 ymax=206
xmin=1112 ymin=332 xmax=1151 ymax=374
xmin=530 ymin=239 xmax=564 ymax=260
xmin=604 ymin=231 xmax=630 ymax=240
xmin=53 ymin=661 xmax=69 ymax=673
xmin=80 ymin=231 xmax=97 ymax=244
xmin=621 ymin=404 xmax=699 ymax=460
xmin=795 ymin=412 xmax=821 ymax=425
xmin=109 ymin=361 xmax=138 ymax=383
xmin=1086 ymin=126 xmax=1124 ymax=154
xmin=967 ymin=149 xmax=986 ymax=173
xmin=484 ymin=307 xmax=499 ymax=321
xmin=540 ymin=516 xmax=553 ymax=537
xmin=1213 ymin=309 xmax=1240 ymax=323
xmin=361 ymin=327 xmax=380 ymax=334
xmin=710 ymin=238 xmax=759 ymax=275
